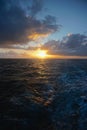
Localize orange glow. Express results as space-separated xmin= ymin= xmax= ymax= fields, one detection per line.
xmin=28 ymin=33 xmax=49 ymax=41
xmin=31 ymin=49 xmax=49 ymax=59
xmin=35 ymin=49 xmax=48 ymax=58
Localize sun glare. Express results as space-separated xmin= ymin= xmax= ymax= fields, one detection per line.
xmin=37 ymin=50 xmax=47 ymax=58
xmin=36 ymin=50 xmax=47 ymax=58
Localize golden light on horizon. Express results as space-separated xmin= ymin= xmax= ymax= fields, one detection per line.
xmin=31 ymin=49 xmax=64 ymax=59
xmin=36 ymin=50 xmax=47 ymax=58
xmin=31 ymin=48 xmax=87 ymax=59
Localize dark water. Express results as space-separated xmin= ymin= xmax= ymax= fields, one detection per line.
xmin=0 ymin=59 xmax=87 ymax=130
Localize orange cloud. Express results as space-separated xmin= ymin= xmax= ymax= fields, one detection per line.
xmin=28 ymin=32 xmax=49 ymax=41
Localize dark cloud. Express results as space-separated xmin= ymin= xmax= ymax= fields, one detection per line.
xmin=0 ymin=0 xmax=60 ymax=48
xmin=61 ymin=34 xmax=87 ymax=48
xmin=43 ymin=33 xmax=87 ymax=56
xmin=31 ymin=0 xmax=43 ymax=16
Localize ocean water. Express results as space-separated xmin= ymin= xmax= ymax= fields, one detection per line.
xmin=0 ymin=59 xmax=87 ymax=130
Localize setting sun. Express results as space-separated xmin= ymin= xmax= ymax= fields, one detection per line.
xmin=36 ymin=50 xmax=47 ymax=58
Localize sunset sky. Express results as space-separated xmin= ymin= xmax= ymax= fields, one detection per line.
xmin=0 ymin=0 xmax=87 ymax=58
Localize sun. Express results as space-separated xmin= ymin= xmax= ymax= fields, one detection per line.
xmin=36 ymin=50 xmax=47 ymax=58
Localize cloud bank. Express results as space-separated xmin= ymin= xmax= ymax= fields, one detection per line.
xmin=43 ymin=33 xmax=87 ymax=56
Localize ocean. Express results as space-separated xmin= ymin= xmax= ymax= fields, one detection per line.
xmin=0 ymin=59 xmax=87 ymax=130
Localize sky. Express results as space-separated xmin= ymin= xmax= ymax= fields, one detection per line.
xmin=0 ymin=0 xmax=87 ymax=58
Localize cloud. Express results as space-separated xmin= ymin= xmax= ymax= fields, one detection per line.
xmin=28 ymin=33 xmax=49 ymax=41
xmin=31 ymin=0 xmax=43 ymax=16
xmin=43 ymin=33 xmax=87 ymax=56
xmin=0 ymin=0 xmax=61 ymax=48
xmin=61 ymin=34 xmax=87 ymax=49
xmin=0 ymin=48 xmax=30 ymax=58
xmin=0 ymin=50 xmax=19 ymax=58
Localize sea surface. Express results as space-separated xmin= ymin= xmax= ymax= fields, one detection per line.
xmin=0 ymin=59 xmax=87 ymax=130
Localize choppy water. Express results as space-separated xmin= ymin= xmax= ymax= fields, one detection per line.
xmin=0 ymin=59 xmax=87 ymax=130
